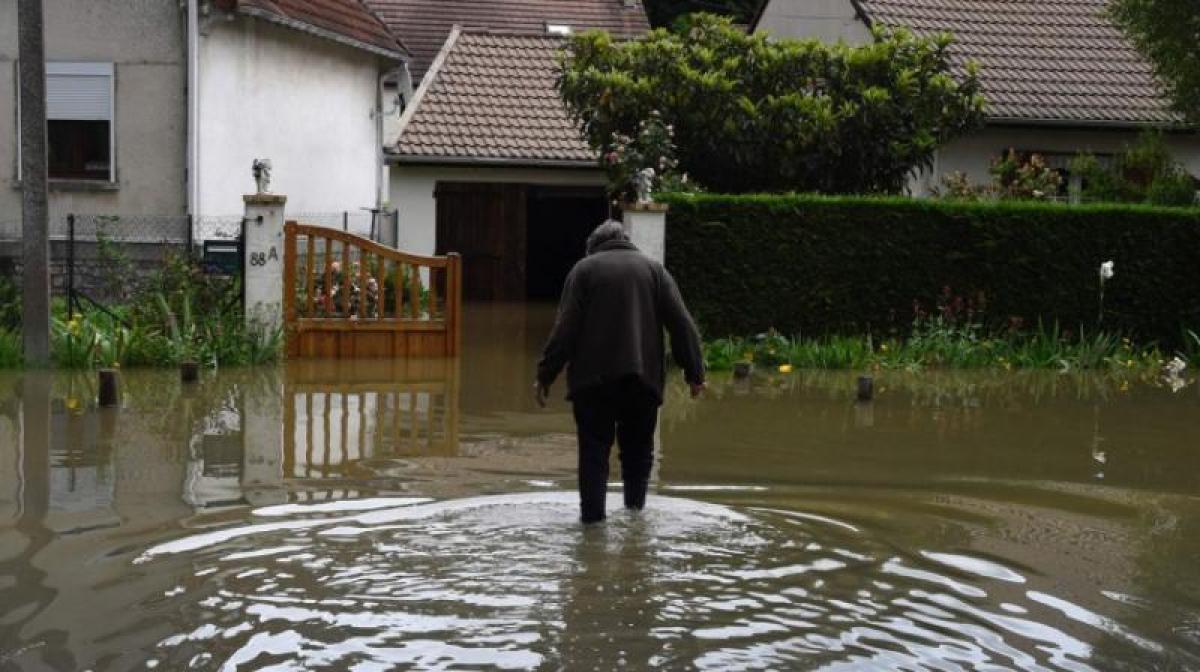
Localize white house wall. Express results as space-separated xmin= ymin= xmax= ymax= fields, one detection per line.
xmin=198 ymin=17 xmax=385 ymax=221
xmin=911 ymin=126 xmax=1200 ymax=195
xmin=0 ymin=0 xmax=187 ymax=220
xmin=753 ymin=0 xmax=872 ymax=44
xmin=389 ymin=164 xmax=607 ymax=257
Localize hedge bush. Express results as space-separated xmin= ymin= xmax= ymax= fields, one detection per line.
xmin=661 ymin=193 xmax=1200 ymax=345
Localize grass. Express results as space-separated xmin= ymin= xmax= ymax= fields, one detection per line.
xmin=704 ymin=319 xmax=1197 ymax=375
xmin=40 ymin=302 xmax=281 ymax=370
xmin=0 ymin=253 xmax=282 ymax=370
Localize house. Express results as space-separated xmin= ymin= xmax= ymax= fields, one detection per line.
xmin=1 ymin=0 xmax=410 ymax=249
xmin=196 ymin=0 xmax=410 ymax=230
xmin=1 ymin=0 xmax=189 ymax=223
xmin=751 ymin=0 xmax=1200 ymax=196
xmin=366 ymin=0 xmax=650 ymax=301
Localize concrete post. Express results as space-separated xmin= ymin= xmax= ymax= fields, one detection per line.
xmin=243 ymin=194 xmax=287 ymax=333
xmin=622 ymin=202 xmax=668 ymax=263
xmin=241 ymin=384 xmax=284 ymax=507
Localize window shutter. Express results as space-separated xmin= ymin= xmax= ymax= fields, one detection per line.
xmin=46 ymin=62 xmax=113 ymax=121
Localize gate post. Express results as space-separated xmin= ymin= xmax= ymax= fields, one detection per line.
xmin=621 ymin=202 xmax=668 ymax=263
xmin=243 ymin=193 xmax=287 ymax=334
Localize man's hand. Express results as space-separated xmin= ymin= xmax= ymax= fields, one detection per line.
xmin=534 ymin=381 xmax=550 ymax=408
xmin=689 ymin=381 xmax=707 ymax=399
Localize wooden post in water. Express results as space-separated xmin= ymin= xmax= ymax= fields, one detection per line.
xmin=857 ymin=375 xmax=874 ymax=402
xmin=181 ymin=361 xmax=199 ymax=384
xmin=98 ymin=369 xmax=119 ymax=407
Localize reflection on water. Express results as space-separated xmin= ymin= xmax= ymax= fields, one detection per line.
xmin=1 ymin=304 xmax=1199 ymax=670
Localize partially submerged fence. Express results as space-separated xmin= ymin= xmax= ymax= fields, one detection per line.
xmin=282 ymin=358 xmax=461 ymax=479
xmin=283 ymin=221 xmax=462 ymax=359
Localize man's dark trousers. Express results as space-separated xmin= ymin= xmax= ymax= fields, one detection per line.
xmin=571 ymin=376 xmax=659 ymax=524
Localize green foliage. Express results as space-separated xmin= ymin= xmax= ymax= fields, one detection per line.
xmin=0 ymin=275 xmax=19 ymax=331
xmin=935 ymin=151 xmax=1064 ymax=201
xmin=558 ymin=14 xmax=985 ymax=195
xmin=1110 ymin=0 xmax=1200 ymax=124
xmin=1072 ymin=132 xmax=1198 ymax=206
xmin=601 ymin=111 xmax=683 ymax=203
xmin=988 ymin=150 xmax=1063 ymax=200
xmin=0 ymin=329 xmax=20 ymax=368
xmin=705 ymin=321 xmax=1166 ymax=374
xmin=661 ymin=192 xmax=1200 ymax=347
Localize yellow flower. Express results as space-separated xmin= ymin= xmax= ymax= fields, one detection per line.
xmin=66 ymin=397 xmax=79 ymax=410
xmin=778 ymin=364 xmax=793 ymax=373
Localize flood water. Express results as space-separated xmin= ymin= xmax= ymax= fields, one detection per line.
xmin=2 ymin=304 xmax=1199 ymax=671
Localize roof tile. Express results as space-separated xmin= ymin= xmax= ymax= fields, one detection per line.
xmin=364 ymin=0 xmax=650 ymax=81
xmin=858 ymin=0 xmax=1181 ymax=125
xmin=394 ymin=30 xmax=596 ymax=164
xmin=227 ymin=0 xmax=406 ymax=57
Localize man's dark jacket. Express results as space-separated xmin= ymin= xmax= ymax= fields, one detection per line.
xmin=537 ymin=239 xmax=705 ymax=403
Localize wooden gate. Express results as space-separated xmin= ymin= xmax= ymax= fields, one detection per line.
xmin=283 ymin=222 xmax=462 ymax=359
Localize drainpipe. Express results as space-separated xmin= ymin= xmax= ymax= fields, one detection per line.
xmin=376 ymin=63 xmax=411 ymax=210
xmin=186 ymin=0 xmax=201 ymax=223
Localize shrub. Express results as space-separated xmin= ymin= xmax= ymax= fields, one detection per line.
xmin=661 ymin=192 xmax=1200 ymax=346
xmin=558 ymin=14 xmax=984 ymax=195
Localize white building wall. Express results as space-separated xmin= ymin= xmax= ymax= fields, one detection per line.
xmin=753 ymin=0 xmax=872 ymax=43
xmin=389 ymin=164 xmax=607 ymax=256
xmin=198 ymin=17 xmax=388 ymax=220
xmin=911 ymin=126 xmax=1200 ymax=195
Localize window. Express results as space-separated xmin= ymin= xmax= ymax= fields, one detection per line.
xmin=545 ymin=23 xmax=573 ymax=35
xmin=45 ymin=62 xmax=114 ymax=181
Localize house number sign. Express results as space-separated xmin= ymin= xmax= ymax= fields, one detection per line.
xmin=249 ymin=247 xmax=279 ymax=267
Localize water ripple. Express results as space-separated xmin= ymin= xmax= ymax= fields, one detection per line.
xmin=137 ymin=492 xmax=1176 ymax=671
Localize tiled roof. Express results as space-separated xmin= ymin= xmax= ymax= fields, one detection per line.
xmin=392 ymin=29 xmax=596 ymax=165
xmin=364 ymin=0 xmax=650 ymax=81
xmin=218 ymin=0 xmax=408 ymax=58
xmin=856 ymin=0 xmax=1182 ymax=126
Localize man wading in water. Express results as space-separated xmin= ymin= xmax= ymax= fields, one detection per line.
xmin=536 ymin=221 xmax=706 ymax=524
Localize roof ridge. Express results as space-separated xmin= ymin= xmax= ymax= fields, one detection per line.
xmin=393 ymin=25 xmax=465 ymax=144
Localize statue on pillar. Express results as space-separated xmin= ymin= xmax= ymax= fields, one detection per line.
xmin=634 ymin=167 xmax=656 ymax=206
xmin=252 ymin=159 xmax=272 ymax=194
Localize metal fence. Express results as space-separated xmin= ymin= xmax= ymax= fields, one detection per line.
xmin=0 ymin=209 xmax=399 ymax=302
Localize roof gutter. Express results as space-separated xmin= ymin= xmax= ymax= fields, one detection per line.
xmin=238 ymin=6 xmax=408 ymax=61
xmin=985 ymin=116 xmax=1193 ymax=132
xmin=387 ymin=154 xmax=600 ymax=170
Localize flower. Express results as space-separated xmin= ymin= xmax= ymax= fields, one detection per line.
xmin=778 ymin=364 xmax=793 ymax=373
xmin=1165 ymin=356 xmax=1187 ymax=377
xmin=1099 ymin=260 xmax=1114 ymax=281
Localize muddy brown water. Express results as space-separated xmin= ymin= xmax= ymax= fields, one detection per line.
xmin=1 ymin=304 xmax=1199 ymax=671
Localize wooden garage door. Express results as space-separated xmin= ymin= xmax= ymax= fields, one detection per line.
xmin=435 ymin=182 xmax=526 ymax=301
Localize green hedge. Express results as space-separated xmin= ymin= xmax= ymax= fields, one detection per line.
xmin=661 ymin=193 xmax=1200 ymax=345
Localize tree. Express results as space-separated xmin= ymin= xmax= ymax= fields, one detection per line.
xmin=1110 ymin=0 xmax=1200 ymax=124
xmin=18 ymin=0 xmax=51 ymax=365
xmin=558 ymin=14 xmax=985 ymax=195
xmin=642 ymin=0 xmax=761 ymax=28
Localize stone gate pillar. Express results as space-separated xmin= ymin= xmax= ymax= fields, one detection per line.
xmin=622 ymin=202 xmax=668 ymax=263
xmin=243 ymin=194 xmax=287 ymax=332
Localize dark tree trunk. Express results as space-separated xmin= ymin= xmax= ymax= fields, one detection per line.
xmin=18 ymin=0 xmax=51 ymax=365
